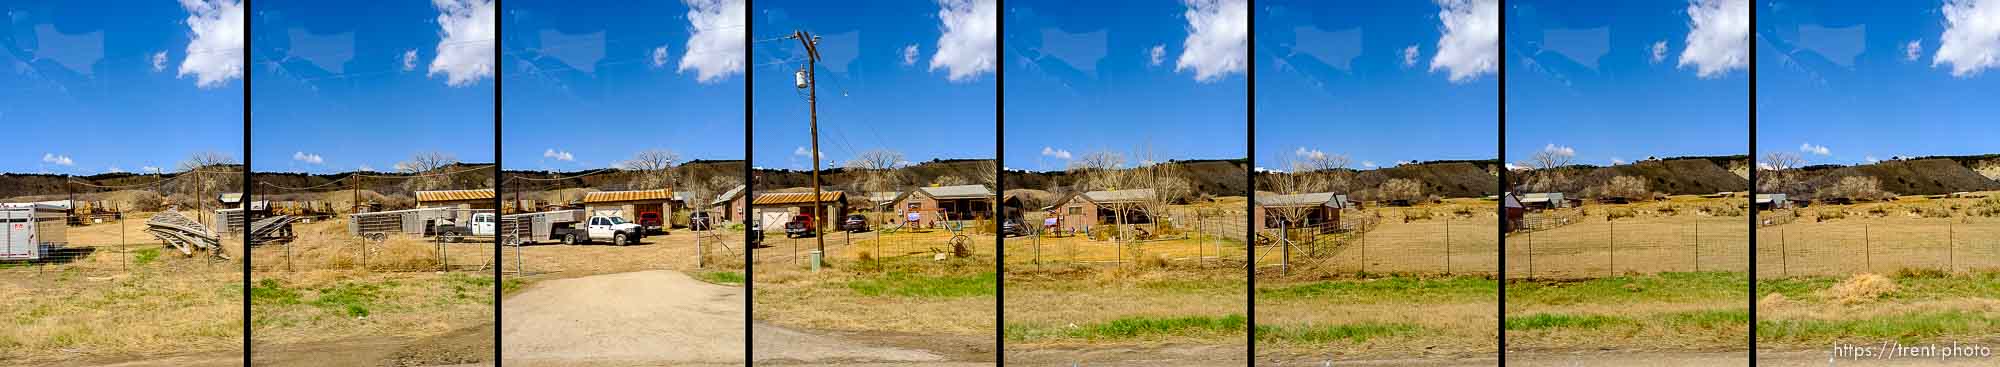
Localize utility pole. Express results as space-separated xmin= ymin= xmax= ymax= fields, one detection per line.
xmin=793 ymin=30 xmax=827 ymax=265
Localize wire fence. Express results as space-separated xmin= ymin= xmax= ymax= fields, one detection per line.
xmin=1002 ymin=208 xmax=1248 ymax=271
xmin=1755 ymin=214 xmax=2000 ymax=278
xmin=246 ymin=213 xmax=494 ymax=273
xmin=754 ymin=215 xmax=998 ymax=268
xmin=1 ymin=212 xmax=243 ymax=276
xmin=1256 ymin=208 xmax=1499 ymax=276
xmin=1504 ymin=210 xmax=1749 ymax=279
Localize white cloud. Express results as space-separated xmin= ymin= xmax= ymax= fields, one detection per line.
xmin=1504 ymin=162 xmax=1523 ymax=170
xmin=42 ymin=153 xmax=73 ymax=166
xmin=151 ymin=51 xmax=168 ymax=72
xmin=1678 ymin=0 xmax=1748 ymax=78
xmin=292 ymin=151 xmax=324 ymax=165
xmin=1933 ymin=0 xmax=2000 ymax=77
xmin=1149 ymin=44 xmax=1167 ymax=66
xmin=1865 ymin=155 xmax=1879 ymax=163
xmin=1431 ymin=0 xmax=1497 ymax=83
xmin=680 ymin=0 xmax=746 ymax=83
xmin=1294 ymin=147 xmax=1327 ymax=161
xmin=542 ymin=149 xmax=574 ymax=162
xmin=1401 ymin=44 xmax=1419 ymax=67
xmin=358 ymin=164 xmax=375 ymax=172
xmin=1175 ymin=0 xmax=1248 ymax=82
xmin=651 ymin=44 xmax=671 ymax=68
xmin=931 ymin=0 xmax=997 ymax=82
xmin=142 ymin=166 xmax=161 ymax=173
xmin=902 ymin=44 xmax=920 ymax=66
xmin=1799 ymin=143 xmax=1831 ymax=156
xmin=1905 ymin=40 xmax=1924 ymax=62
xmin=1650 ymin=40 xmax=1668 ymax=64
xmin=1040 ymin=147 xmax=1072 ymax=160
xmin=105 ymin=167 xmax=124 ymax=174
xmin=401 ymin=49 xmax=419 ymax=71
xmin=428 ymin=0 xmax=496 ymax=87
xmin=793 ymin=146 xmax=817 ymax=160
xmin=1543 ymin=143 xmax=1575 ymax=158
xmin=1362 ymin=161 xmax=1378 ymax=168
xmin=1610 ymin=157 xmax=1627 ymax=165
xmin=176 ymin=0 xmax=244 ymax=88
xmin=393 ymin=161 xmax=417 ymax=172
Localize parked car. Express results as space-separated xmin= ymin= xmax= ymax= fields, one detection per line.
xmin=1001 ymin=219 xmax=1031 ymax=237
xmin=783 ymin=214 xmax=816 ymax=238
xmin=689 ymin=212 xmax=713 ymax=231
xmin=638 ymin=211 xmax=666 ymax=234
xmin=841 ymin=214 xmax=869 ymax=232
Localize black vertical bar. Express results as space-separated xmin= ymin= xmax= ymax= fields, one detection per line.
xmin=1496 ymin=0 xmax=1509 ymax=362
xmin=993 ymin=0 xmax=1006 ymax=363
xmin=242 ymin=0 xmax=254 ymax=363
xmin=742 ymin=1 xmax=755 ymax=364
xmin=492 ymin=0 xmax=505 ymax=364
xmin=1244 ymin=1 xmax=1257 ymax=362
xmin=1747 ymin=0 xmax=1760 ymax=362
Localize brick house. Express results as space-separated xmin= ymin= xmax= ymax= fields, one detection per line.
xmin=892 ymin=185 xmax=993 ymax=226
xmin=1041 ymin=188 xmax=1153 ymax=233
xmin=1253 ymin=192 xmax=1346 ymax=231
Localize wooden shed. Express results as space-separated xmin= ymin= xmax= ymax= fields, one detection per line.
xmin=415 ymin=189 xmax=495 ymax=210
xmin=1253 ymin=192 xmax=1346 ymax=231
xmin=581 ymin=189 xmax=675 ymax=226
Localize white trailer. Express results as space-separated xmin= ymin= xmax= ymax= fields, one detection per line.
xmin=2 ymin=205 xmax=68 ymax=260
xmin=348 ymin=207 xmax=462 ymax=236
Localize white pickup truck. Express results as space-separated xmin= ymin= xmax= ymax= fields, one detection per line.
xmin=432 ymin=213 xmax=496 ymax=243
xmin=551 ymin=214 xmax=644 ymax=246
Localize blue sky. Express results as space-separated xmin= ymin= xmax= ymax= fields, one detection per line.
xmin=251 ymin=0 xmax=494 ymax=174
xmin=1757 ymin=0 xmax=2000 ymax=166
xmin=1254 ymin=0 xmax=1497 ymax=171
xmin=1505 ymin=0 xmax=1748 ymax=167
xmin=0 ymin=1 xmax=243 ymax=175
xmin=1002 ymin=0 xmax=1246 ymax=172
xmin=502 ymin=0 xmax=744 ymax=171
xmin=751 ymin=0 xmax=995 ymax=171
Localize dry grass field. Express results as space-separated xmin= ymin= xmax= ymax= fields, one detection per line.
xmin=1500 ymin=196 xmax=1751 ymax=355
xmin=247 ymin=218 xmax=496 ymax=364
xmin=1753 ymin=193 xmax=2000 ymax=354
xmin=751 ymin=225 xmax=998 ymax=361
xmin=997 ymin=201 xmax=1249 ymax=364
xmin=1505 ymin=195 xmax=1751 ymax=278
xmin=0 ymin=212 xmax=243 ymax=364
xmin=1247 ymin=199 xmax=1498 ymax=362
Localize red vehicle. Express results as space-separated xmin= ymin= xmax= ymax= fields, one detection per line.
xmin=783 ymin=214 xmax=816 ymax=238
xmin=638 ymin=211 xmax=666 ymax=234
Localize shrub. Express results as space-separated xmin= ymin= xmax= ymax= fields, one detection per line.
xmin=1605 ymin=207 xmax=1635 ymax=220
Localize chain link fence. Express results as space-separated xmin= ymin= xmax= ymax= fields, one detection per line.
xmin=754 ymin=215 xmax=998 ymax=268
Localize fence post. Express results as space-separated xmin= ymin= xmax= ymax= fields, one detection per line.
xmin=1526 ymin=231 xmax=1534 ymax=279
xmin=1947 ymin=220 xmax=1954 ymax=272
xmin=1864 ymin=224 xmax=1871 ymax=273
xmin=286 ymin=241 xmax=294 ymax=272
xmin=1279 ymin=220 xmax=1289 ymax=275
xmin=1608 ymin=219 xmax=1615 ymax=278
xmin=1444 ymin=217 xmax=1452 ymax=274
xmin=1693 ymin=219 xmax=1700 ymax=272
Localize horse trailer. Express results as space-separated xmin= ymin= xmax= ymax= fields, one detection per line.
xmin=2 ymin=205 xmax=68 ymax=260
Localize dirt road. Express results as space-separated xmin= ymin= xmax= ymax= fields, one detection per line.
xmin=502 ymin=270 xmax=745 ymax=365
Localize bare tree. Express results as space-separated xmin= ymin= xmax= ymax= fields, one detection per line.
xmin=1069 ymin=150 xmax=1131 ymax=192
xmin=1759 ymin=152 xmax=1806 ymax=194
xmin=169 ymin=152 xmax=241 ymax=224
xmin=622 ymin=149 xmax=680 ymax=190
xmin=844 ymin=149 xmax=907 ymax=194
xmin=396 ymin=152 xmax=459 ymax=192
xmin=1515 ymin=144 xmax=1576 ymax=193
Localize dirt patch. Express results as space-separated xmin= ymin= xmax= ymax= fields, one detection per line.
xmin=502 ymin=270 xmax=745 ymax=365
xmin=388 ymin=322 xmax=494 ymax=366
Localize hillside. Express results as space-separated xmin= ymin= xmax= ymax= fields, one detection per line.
xmin=1792 ymin=158 xmax=1999 ymax=196
xmin=1515 ymin=157 xmax=1749 ymax=196
xmin=1006 ymin=159 xmax=1248 ymax=198
xmin=753 ymin=158 xmax=994 ymax=191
